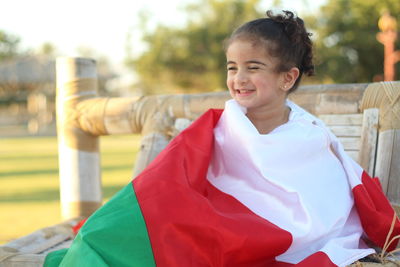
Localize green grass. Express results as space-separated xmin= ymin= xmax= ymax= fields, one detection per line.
xmin=0 ymin=134 xmax=141 ymax=245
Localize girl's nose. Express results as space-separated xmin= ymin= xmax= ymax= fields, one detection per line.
xmin=235 ymin=71 xmax=248 ymax=85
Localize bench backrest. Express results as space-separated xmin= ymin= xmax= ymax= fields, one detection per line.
xmin=318 ymin=108 xmax=379 ymax=176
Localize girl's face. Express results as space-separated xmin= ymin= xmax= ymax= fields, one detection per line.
xmin=226 ymin=40 xmax=289 ymax=113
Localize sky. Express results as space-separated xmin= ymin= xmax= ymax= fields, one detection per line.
xmin=0 ymin=0 xmax=324 ymax=78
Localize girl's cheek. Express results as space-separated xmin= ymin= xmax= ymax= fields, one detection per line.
xmin=226 ymin=77 xmax=233 ymax=89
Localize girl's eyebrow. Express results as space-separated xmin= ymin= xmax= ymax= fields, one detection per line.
xmin=246 ymin=60 xmax=267 ymax=66
xmin=226 ymin=60 xmax=267 ymax=66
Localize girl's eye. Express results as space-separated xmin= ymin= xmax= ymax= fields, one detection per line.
xmin=227 ymin=67 xmax=237 ymax=71
xmin=248 ymin=66 xmax=260 ymax=70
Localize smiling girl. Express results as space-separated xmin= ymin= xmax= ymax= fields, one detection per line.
xmin=205 ymin=10 xmax=399 ymax=266
xmin=225 ymin=10 xmax=313 ymax=134
xmin=44 ymin=10 xmax=399 ymax=267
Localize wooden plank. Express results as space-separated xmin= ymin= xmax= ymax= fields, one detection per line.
xmin=290 ymin=83 xmax=368 ymax=115
xmin=41 ymin=239 xmax=73 ymax=254
xmin=0 ymin=219 xmax=78 ymax=266
xmin=346 ymin=151 xmax=359 ymax=162
xmin=375 ymin=130 xmax=395 ymax=195
xmin=133 ymin=132 xmax=170 ymax=177
xmin=337 ymin=137 xmax=360 ymax=151
xmin=318 ymin=114 xmax=363 ymax=162
xmin=4 ymin=223 xmax=74 ymax=254
xmin=318 ymin=114 xmax=363 ymax=126
xmin=328 ymin=125 xmax=362 ymax=137
xmin=357 ymin=108 xmax=379 ymax=176
xmin=0 ymin=254 xmax=45 ymax=267
xmin=386 ymin=129 xmax=400 ymax=207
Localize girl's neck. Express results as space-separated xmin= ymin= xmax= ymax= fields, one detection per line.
xmin=246 ymin=103 xmax=290 ymax=134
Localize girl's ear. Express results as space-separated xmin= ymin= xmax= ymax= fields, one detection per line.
xmin=281 ymin=67 xmax=300 ymax=92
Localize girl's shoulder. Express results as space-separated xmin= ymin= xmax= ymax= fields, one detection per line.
xmin=286 ymin=100 xmax=322 ymax=126
xmin=286 ymin=100 xmax=335 ymax=143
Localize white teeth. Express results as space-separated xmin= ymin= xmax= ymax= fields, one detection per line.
xmin=237 ymin=89 xmax=254 ymax=93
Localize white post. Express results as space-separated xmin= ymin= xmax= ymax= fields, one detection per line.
xmin=56 ymin=57 xmax=102 ymax=220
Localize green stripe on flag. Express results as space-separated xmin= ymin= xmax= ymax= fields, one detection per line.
xmin=44 ymin=183 xmax=156 ymax=267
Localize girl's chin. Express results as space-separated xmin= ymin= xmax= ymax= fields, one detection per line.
xmin=233 ymin=99 xmax=254 ymax=108
xmin=234 ymin=93 xmax=255 ymax=102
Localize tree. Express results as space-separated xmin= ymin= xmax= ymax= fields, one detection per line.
xmin=37 ymin=42 xmax=58 ymax=57
xmin=128 ymin=0 xmax=263 ymax=94
xmin=0 ymin=30 xmax=21 ymax=61
xmin=305 ymin=0 xmax=400 ymax=83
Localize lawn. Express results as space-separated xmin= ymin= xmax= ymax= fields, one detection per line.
xmin=0 ymin=134 xmax=141 ymax=245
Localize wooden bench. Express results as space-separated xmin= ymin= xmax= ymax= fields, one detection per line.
xmin=0 ymin=58 xmax=398 ymax=266
xmin=319 ymin=109 xmax=379 ymax=176
xmin=0 ymin=219 xmax=79 ymax=267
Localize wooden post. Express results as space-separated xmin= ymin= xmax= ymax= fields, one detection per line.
xmin=358 ymin=108 xmax=379 ymax=176
xmin=56 ymin=57 xmax=102 ymax=220
xmin=360 ymin=81 xmax=400 ymax=211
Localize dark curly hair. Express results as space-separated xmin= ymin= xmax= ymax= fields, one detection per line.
xmin=225 ymin=10 xmax=314 ymax=93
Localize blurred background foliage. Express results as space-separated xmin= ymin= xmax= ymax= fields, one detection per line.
xmin=125 ymin=0 xmax=400 ymax=94
xmin=0 ymin=0 xmax=400 ymax=96
xmin=0 ymin=30 xmax=20 ymax=61
xmin=126 ymin=0 xmax=263 ymax=94
xmin=306 ymin=0 xmax=400 ymax=84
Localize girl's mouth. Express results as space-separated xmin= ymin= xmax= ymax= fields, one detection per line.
xmin=236 ymin=89 xmax=255 ymax=95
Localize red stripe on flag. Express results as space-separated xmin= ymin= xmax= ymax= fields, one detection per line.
xmin=133 ymin=109 xmax=294 ymax=266
xmin=352 ymin=171 xmax=400 ymax=250
xmin=71 ymin=218 xmax=87 ymax=235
